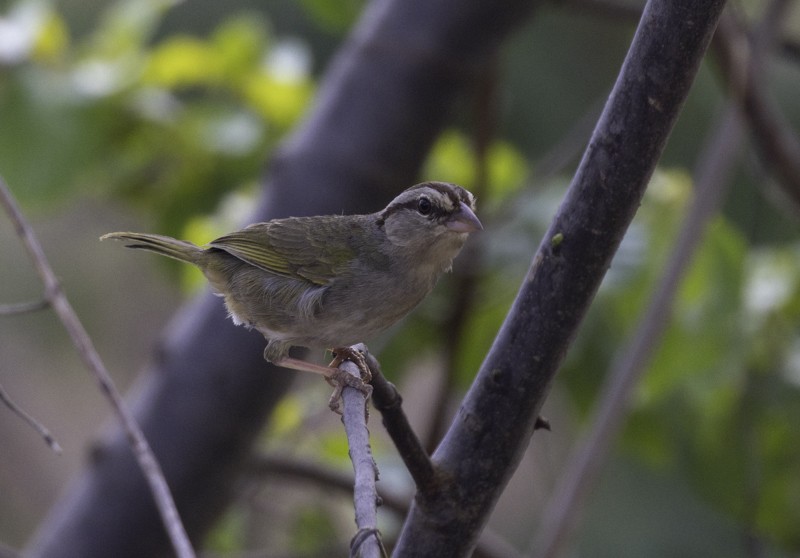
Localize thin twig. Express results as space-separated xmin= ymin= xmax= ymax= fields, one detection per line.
xmin=713 ymin=2 xmax=800 ymax=210
xmin=366 ymin=351 xmax=437 ymax=493
xmin=247 ymin=453 xmax=410 ymax=516
xmin=0 ymin=177 xmax=195 ymax=558
xmin=0 ymin=299 xmax=50 ymax=315
xmin=531 ymin=105 xmax=744 ymax=558
xmin=339 ymin=344 xmax=385 ymax=558
xmin=0 ymin=383 xmax=62 ymax=454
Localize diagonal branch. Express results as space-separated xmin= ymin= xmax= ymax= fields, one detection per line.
xmin=367 ymin=352 xmax=437 ymax=493
xmin=532 ymin=104 xmax=744 ymax=558
xmin=531 ymin=3 xmax=792 ymax=555
xmin=713 ymin=2 xmax=800 ymax=210
xmin=393 ymin=0 xmax=727 ymax=556
xmin=0 ymin=177 xmax=195 ymax=558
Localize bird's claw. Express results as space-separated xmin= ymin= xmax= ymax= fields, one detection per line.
xmin=327 ymin=347 xmax=373 ymax=415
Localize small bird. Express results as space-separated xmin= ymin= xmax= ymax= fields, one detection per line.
xmin=102 ymin=181 xmax=482 ymax=409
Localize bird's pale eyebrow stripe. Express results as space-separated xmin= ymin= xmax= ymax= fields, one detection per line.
xmin=377 ymin=182 xmax=474 ymax=228
xmin=411 ymin=182 xmax=465 ymax=205
xmin=379 ymin=190 xmax=453 ymax=221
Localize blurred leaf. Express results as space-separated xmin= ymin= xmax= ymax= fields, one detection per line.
xmin=243 ymin=71 xmax=313 ymax=129
xmin=289 ymin=506 xmax=338 ymax=554
xmin=485 ymin=140 xmax=529 ymax=199
xmin=204 ymin=506 xmax=247 ymax=553
xmin=266 ymin=394 xmax=305 ymax=440
xmin=32 ymin=8 xmax=70 ymax=63
xmin=424 ymin=130 xmax=528 ymax=200
xmin=144 ymin=36 xmax=223 ymax=88
xmin=299 ymin=0 xmax=364 ymax=33
xmin=211 ymin=14 xmax=269 ymax=82
xmin=453 ymin=275 xmax=518 ymax=386
xmin=637 ymin=218 xmax=747 ymax=407
xmin=86 ymin=0 xmax=174 ymax=58
xmin=424 ymin=131 xmax=476 ymax=188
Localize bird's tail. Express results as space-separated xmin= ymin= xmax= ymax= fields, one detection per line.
xmin=100 ymin=232 xmax=203 ymax=265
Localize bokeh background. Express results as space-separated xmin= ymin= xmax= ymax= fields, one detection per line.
xmin=2 ymin=0 xmax=800 ymax=556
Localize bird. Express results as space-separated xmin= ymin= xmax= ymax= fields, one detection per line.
xmin=101 ymin=181 xmax=482 ymax=410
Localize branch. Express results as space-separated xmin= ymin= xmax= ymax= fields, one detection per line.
xmin=0 ymin=177 xmax=195 ymax=558
xmin=567 ymin=0 xmax=800 ymax=209
xmin=393 ymin=0 xmax=727 ymax=555
xmin=0 ymin=299 xmax=49 ymax=315
xmin=532 ymin=104 xmax=744 ymax=558
xmin=337 ymin=346 xmax=385 ymax=558
xmin=530 ymin=3 xmax=794 ymax=554
xmin=366 ymin=352 xmax=437 ymax=493
xmin=713 ymin=2 xmax=800 ymax=210
xmin=247 ymin=454 xmax=410 ymax=516
xmin=0 ymin=383 xmax=62 ymax=454
xmin=248 ymin=453 xmax=520 ymax=558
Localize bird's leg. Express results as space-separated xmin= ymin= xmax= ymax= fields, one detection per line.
xmin=270 ymin=349 xmax=372 ymax=414
xmin=270 ymin=355 xmax=340 ymax=377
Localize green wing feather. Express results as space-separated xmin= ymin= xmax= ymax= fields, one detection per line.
xmin=208 ymin=217 xmax=359 ymax=286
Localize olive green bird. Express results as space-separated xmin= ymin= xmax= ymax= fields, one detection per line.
xmin=102 ymin=181 xmax=482 ymax=409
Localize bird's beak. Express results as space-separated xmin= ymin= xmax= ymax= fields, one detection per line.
xmin=446 ymin=202 xmax=483 ymax=233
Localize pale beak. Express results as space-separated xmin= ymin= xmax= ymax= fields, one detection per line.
xmin=446 ymin=202 xmax=483 ymax=233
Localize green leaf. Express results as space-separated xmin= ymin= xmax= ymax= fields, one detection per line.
xmin=144 ymin=37 xmax=223 ymax=88
xmin=299 ymin=0 xmax=364 ymax=32
xmin=423 ymin=129 xmax=529 ymax=200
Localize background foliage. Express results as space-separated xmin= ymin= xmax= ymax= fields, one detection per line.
xmin=2 ymin=0 xmax=800 ymax=556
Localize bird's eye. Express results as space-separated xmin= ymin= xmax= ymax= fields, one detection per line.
xmin=417 ymin=196 xmax=432 ymax=215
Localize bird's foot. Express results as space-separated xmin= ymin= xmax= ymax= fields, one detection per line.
xmin=327 ymin=346 xmax=372 ymax=414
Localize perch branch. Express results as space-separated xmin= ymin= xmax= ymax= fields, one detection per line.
xmin=0 ymin=177 xmax=195 ymax=558
xmin=339 ymin=345 xmax=385 ymax=558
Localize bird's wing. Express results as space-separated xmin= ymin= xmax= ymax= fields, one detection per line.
xmin=208 ymin=217 xmax=358 ymax=286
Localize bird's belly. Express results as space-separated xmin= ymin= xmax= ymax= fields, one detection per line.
xmin=223 ymin=267 xmax=436 ymax=351
xmin=307 ymin=274 xmax=432 ymax=345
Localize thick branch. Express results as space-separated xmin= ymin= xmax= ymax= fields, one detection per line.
xmin=531 ymin=3 xmax=791 ymax=554
xmin=393 ymin=1 xmax=727 ymax=556
xmin=533 ymin=104 xmax=744 ymax=558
